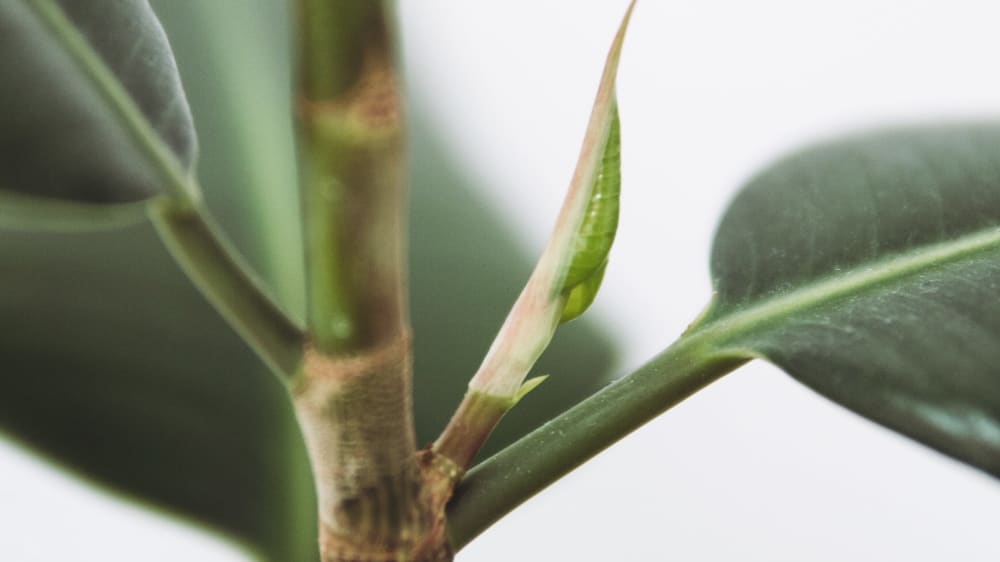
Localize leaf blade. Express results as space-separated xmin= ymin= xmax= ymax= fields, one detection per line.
xmin=704 ymin=124 xmax=1000 ymax=476
xmin=0 ymin=0 xmax=197 ymax=226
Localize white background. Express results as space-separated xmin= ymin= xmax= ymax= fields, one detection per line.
xmin=3 ymin=1 xmax=1000 ymax=560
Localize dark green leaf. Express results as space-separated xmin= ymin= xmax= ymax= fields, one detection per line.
xmin=704 ymin=124 xmax=1000 ymax=476
xmin=0 ymin=0 xmax=196 ymax=226
xmin=0 ymin=227 xmax=315 ymax=561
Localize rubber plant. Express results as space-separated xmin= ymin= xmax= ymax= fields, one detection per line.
xmin=1 ymin=1 xmax=998 ymax=561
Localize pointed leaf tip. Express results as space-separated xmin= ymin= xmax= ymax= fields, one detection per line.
xmin=513 ymin=375 xmax=550 ymax=405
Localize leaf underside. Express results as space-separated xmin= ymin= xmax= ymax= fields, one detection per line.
xmin=0 ymin=0 xmax=196 ymax=225
xmin=705 ymin=124 xmax=1000 ymax=477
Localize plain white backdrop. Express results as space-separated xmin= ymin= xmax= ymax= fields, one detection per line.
xmin=3 ymin=1 xmax=1000 ymax=560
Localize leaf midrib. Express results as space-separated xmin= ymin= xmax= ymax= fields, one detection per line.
xmin=27 ymin=0 xmax=196 ymax=201
xmin=695 ymin=224 xmax=1000 ymax=349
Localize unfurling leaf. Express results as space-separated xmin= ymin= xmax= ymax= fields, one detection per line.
xmin=513 ymin=375 xmax=550 ymax=405
xmin=468 ymin=1 xmax=633 ymax=399
xmin=560 ymin=105 xmax=621 ymax=322
xmin=561 ymin=258 xmax=609 ymax=323
xmin=0 ymin=0 xmax=197 ymax=229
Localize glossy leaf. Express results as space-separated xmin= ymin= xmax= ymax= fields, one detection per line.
xmin=0 ymin=0 xmax=196 ymax=227
xmin=703 ymin=124 xmax=1000 ymax=476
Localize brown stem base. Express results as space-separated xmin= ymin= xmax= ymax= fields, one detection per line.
xmin=291 ymin=336 xmax=459 ymax=562
xmin=319 ymin=522 xmax=452 ymax=562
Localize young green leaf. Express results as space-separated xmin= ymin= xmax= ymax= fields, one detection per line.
xmin=409 ymin=118 xmax=616 ymax=459
xmin=0 ymin=0 xmax=197 ymax=229
xmin=468 ymin=1 xmax=632 ymax=399
xmin=560 ymin=105 xmax=621 ymax=322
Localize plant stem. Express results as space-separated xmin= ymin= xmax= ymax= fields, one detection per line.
xmin=294 ymin=0 xmax=406 ymax=354
xmin=445 ymin=333 xmax=749 ymax=550
xmin=290 ymin=335 xmax=438 ymax=561
xmin=148 ymin=197 xmax=306 ymax=376
xmin=292 ymin=2 xmax=439 ymax=560
xmin=433 ymin=391 xmax=515 ymax=472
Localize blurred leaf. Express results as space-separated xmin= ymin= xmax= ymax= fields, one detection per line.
xmin=0 ymin=192 xmax=148 ymax=231
xmin=0 ymin=226 xmax=315 ymax=561
xmin=704 ymin=124 xmax=1000 ymax=476
xmin=0 ymin=0 xmax=196 ymax=227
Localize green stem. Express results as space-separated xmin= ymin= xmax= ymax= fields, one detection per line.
xmin=149 ymin=197 xmax=306 ymax=377
xmin=291 ymin=3 xmax=434 ymax=560
xmin=445 ymin=332 xmax=749 ymax=550
xmin=294 ymin=0 xmax=405 ymax=354
xmin=295 ymin=0 xmax=381 ymax=100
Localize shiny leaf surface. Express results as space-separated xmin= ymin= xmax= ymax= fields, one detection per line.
xmin=704 ymin=124 xmax=1000 ymax=476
